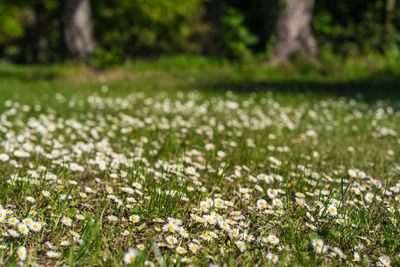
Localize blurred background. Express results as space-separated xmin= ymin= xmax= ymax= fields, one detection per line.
xmin=0 ymin=0 xmax=399 ymax=64
xmin=0 ymin=0 xmax=400 ymax=100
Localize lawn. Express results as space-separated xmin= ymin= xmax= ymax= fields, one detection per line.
xmin=0 ymin=56 xmax=399 ymax=266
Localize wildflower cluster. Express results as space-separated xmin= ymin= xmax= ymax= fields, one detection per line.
xmin=0 ymin=92 xmax=399 ymax=266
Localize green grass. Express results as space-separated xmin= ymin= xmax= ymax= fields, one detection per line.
xmin=0 ymin=56 xmax=399 ymax=266
xmin=1 ymin=54 xmax=400 ymax=103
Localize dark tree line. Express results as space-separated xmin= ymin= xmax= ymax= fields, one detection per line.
xmin=0 ymin=0 xmax=398 ymax=65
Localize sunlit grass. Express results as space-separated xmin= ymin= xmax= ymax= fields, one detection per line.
xmin=0 ymin=60 xmax=399 ymax=266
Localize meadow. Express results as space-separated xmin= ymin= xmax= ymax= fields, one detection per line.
xmin=0 ymin=57 xmax=400 ymax=266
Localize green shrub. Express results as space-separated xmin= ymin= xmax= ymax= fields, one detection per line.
xmin=89 ymin=48 xmax=124 ymax=69
xmin=218 ymin=8 xmax=258 ymax=60
xmin=91 ymin=0 xmax=209 ymax=59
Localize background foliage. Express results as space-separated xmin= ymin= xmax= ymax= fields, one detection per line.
xmin=0 ymin=0 xmax=399 ymax=64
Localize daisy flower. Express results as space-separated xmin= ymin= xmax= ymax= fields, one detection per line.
xmin=17 ymin=246 xmax=27 ymax=261
xmin=162 ymin=223 xmax=179 ymax=233
xmin=129 ymin=215 xmax=140 ymax=224
xmin=266 ymin=253 xmax=279 ymax=264
xmin=306 ymin=222 xmax=317 ymax=231
xmin=268 ymin=188 xmax=279 ymax=198
xmin=257 ymin=199 xmax=267 ymax=209
xmin=230 ymin=228 xmax=240 ymax=238
xmin=181 ymin=257 xmax=192 ymax=263
xmin=365 ymin=192 xmax=374 ymax=203
xmin=205 ymin=143 xmax=215 ymax=150
xmin=144 ymin=261 xmax=155 ymax=267
xmin=46 ymin=250 xmax=61 ymax=258
xmin=331 ymin=247 xmax=346 ymax=259
xmin=378 ymin=255 xmax=391 ymax=266
xmin=188 ymin=243 xmax=199 ymax=254
xmin=265 ymin=234 xmax=279 ymax=245
xmin=353 ymin=252 xmax=361 ymax=262
xmin=176 ymin=246 xmax=187 ymax=254
xmin=22 ymin=218 xmax=33 ymax=226
xmin=157 ymin=241 xmax=167 ymax=247
xmin=351 ymin=188 xmax=361 ymax=195
xmin=76 ymin=214 xmax=85 ymax=220
xmin=306 ymin=212 xmax=315 ymax=222
xmin=121 ymin=230 xmax=130 ymax=236
xmin=204 ymin=215 xmax=216 ymax=225
xmin=168 ymin=217 xmax=182 ymax=226
xmin=231 ymin=211 xmax=241 ymax=216
xmin=180 ymin=228 xmax=189 ymax=238
xmin=235 ymin=241 xmax=246 ymax=252
xmin=132 ymin=182 xmax=142 ymax=190
xmin=8 ymin=229 xmax=20 ymax=238
xmin=30 ymin=221 xmax=42 ymax=232
xmin=0 ymin=153 xmax=9 ymax=161
xmin=107 ymin=215 xmax=118 ymax=222
xmin=61 ymin=216 xmax=72 ymax=226
xmin=327 ymin=204 xmax=338 ymax=216
xmin=312 ymin=238 xmax=327 ymax=253
xmin=60 ymin=241 xmax=70 ymax=246
xmin=272 ymin=198 xmax=283 ymax=207
xmin=218 ymin=220 xmax=231 ymax=231
xmin=18 ymin=223 xmax=29 ymax=235
xmin=165 ymin=235 xmax=178 ymax=245
xmin=200 ymin=232 xmax=212 ymax=241
xmin=123 ymin=248 xmax=137 ymax=264
xmin=26 ymin=197 xmax=36 ymax=203
xmin=8 ymin=217 xmax=19 ymax=225
xmin=295 ymin=198 xmax=305 ymax=206
xmin=137 ymin=244 xmax=145 ymax=251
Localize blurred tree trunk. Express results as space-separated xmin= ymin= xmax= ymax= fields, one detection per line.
xmin=60 ymin=0 xmax=96 ymax=61
xmin=273 ymin=0 xmax=317 ymax=62
xmin=32 ymin=2 xmax=48 ymax=63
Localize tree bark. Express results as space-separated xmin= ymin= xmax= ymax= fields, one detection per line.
xmin=273 ymin=0 xmax=317 ymax=62
xmin=60 ymin=0 xmax=96 ymax=61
